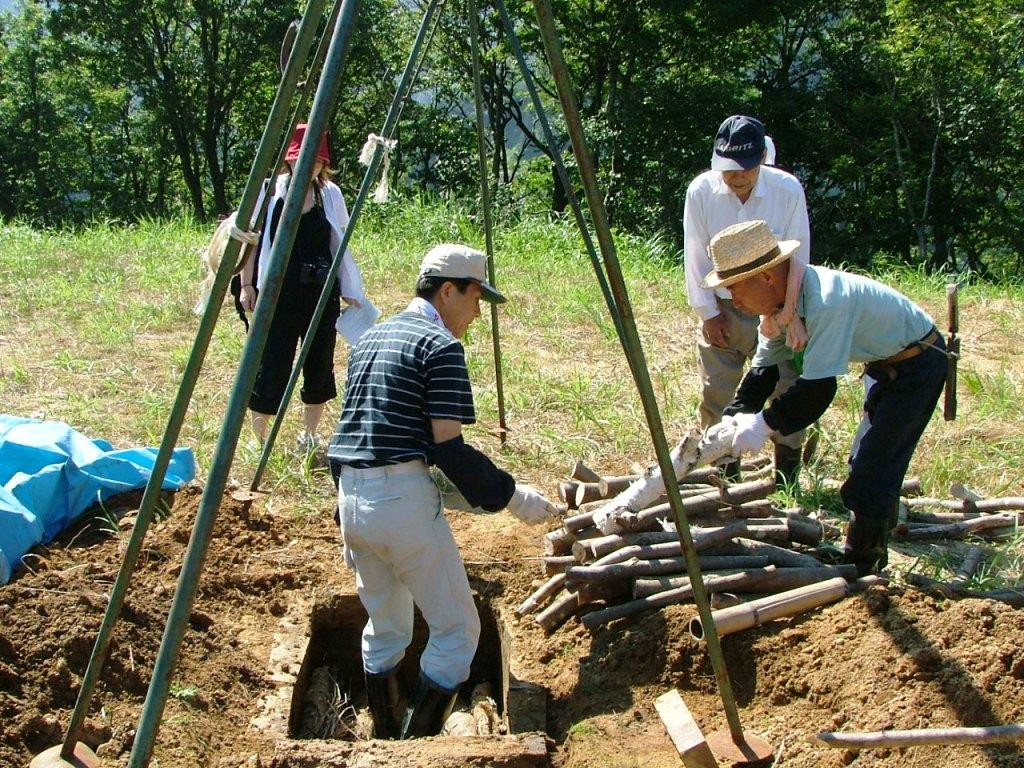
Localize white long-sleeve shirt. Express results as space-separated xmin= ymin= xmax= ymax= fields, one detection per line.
xmin=683 ymin=166 xmax=810 ymax=321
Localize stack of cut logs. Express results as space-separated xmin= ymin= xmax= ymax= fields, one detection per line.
xmin=519 ymin=460 xmax=1024 ymax=636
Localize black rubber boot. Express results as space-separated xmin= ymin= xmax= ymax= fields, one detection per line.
xmin=365 ymin=666 xmax=406 ymax=740
xmin=773 ymin=444 xmax=802 ymax=488
xmin=400 ymin=672 xmax=460 ymax=739
xmin=842 ymin=515 xmax=891 ymax=576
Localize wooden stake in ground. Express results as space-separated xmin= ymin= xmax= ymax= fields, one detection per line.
xmin=655 ymin=690 xmax=720 ymax=768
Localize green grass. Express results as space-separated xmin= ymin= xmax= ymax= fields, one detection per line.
xmin=2 ymin=196 xmax=1023 ymax=583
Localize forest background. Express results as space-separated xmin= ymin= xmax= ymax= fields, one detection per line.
xmin=1 ymin=0 xmax=1022 ymax=279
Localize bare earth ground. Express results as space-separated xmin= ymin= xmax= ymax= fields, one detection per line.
xmin=2 ymin=481 xmax=1024 ymax=768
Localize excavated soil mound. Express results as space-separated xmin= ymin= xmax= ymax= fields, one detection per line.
xmin=2 ymin=487 xmax=1023 ymax=767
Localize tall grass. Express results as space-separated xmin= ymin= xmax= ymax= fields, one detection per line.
xmin=2 ymin=198 xmax=1023 ymax=578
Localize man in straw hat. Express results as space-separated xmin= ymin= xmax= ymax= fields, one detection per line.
xmin=683 ymin=115 xmax=811 ymax=485
xmin=326 ymin=244 xmax=557 ymax=740
xmin=701 ymin=220 xmax=947 ymax=576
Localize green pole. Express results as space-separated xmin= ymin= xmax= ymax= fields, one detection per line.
xmin=124 ymin=1 xmax=364 ymax=765
xmin=250 ymin=0 xmax=448 ymax=491
xmin=492 ymin=0 xmax=626 ymax=352
xmin=56 ymin=0 xmax=326 ymax=761
xmin=531 ymin=0 xmax=747 ymax=744
xmin=467 ymin=0 xmax=508 ymax=443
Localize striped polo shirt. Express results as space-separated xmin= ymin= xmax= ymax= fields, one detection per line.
xmin=327 ymin=311 xmax=475 ymax=466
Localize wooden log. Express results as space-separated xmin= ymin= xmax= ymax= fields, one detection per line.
xmin=825 ymin=477 xmax=921 ymax=496
xmin=570 ymin=460 xmax=601 ymax=483
xmin=896 ymin=513 xmax=1016 ymax=541
xmin=633 ymin=565 xmax=858 ymax=599
xmin=629 ymin=478 xmax=776 ymax=533
xmin=573 ymin=579 xmax=632 ymax=605
xmin=574 ymin=482 xmax=604 ymax=507
xmin=516 ymin=573 xmax=565 ymax=617
xmin=904 ymin=573 xmax=1024 ymax=608
xmin=558 ymin=481 xmax=580 ymax=510
xmin=581 ymin=568 xmax=769 ymax=630
xmin=812 ymin=723 xmax=1024 ymax=750
xmin=543 ymin=525 xmax=602 ymax=556
xmin=716 ymin=538 xmax=824 ymax=569
xmin=906 ymin=496 xmax=1024 ymax=513
xmin=599 ymin=475 xmax=638 ymax=497
xmin=655 ymin=690 xmax=719 ymax=768
xmin=953 ymin=546 xmax=984 ymax=584
xmin=534 ymin=589 xmax=580 ymax=634
xmin=566 ymin=556 xmax=766 ymax=585
xmin=541 ymin=555 xmax=577 ymax=575
xmin=950 ymin=482 xmax=984 ymax=502
xmin=573 ymin=530 xmax=679 ymax=562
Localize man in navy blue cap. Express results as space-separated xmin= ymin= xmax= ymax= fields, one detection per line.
xmin=683 ymin=114 xmax=811 ymax=485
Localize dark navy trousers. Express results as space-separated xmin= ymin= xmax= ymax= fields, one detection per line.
xmin=840 ymin=336 xmax=947 ymax=522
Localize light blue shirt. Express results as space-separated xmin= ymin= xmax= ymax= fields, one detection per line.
xmin=753 ymin=266 xmax=935 ymax=379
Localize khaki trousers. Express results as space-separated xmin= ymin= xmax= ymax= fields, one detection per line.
xmin=697 ymin=299 xmax=804 ymax=450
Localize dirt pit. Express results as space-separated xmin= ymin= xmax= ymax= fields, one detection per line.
xmin=2 ymin=485 xmax=1024 ymax=767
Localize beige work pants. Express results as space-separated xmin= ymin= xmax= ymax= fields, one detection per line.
xmin=697 ymin=299 xmax=804 ymax=450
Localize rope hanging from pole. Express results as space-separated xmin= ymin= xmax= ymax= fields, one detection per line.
xmin=359 ymin=132 xmax=398 ymax=202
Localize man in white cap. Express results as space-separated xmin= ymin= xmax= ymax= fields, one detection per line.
xmin=700 ymin=220 xmax=947 ymax=576
xmin=683 ymin=115 xmax=811 ymax=484
xmin=326 ymin=244 xmax=556 ymax=740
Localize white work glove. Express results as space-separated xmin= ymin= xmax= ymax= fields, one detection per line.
xmin=699 ymin=416 xmax=739 ymax=466
xmin=731 ymin=411 xmax=774 ymax=456
xmin=506 ymin=484 xmax=557 ymax=525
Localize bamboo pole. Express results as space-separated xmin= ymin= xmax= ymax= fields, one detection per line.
xmin=565 ymin=556 xmax=770 ymax=585
xmin=690 ymin=576 xmax=885 ymax=640
xmin=812 ymin=723 xmax=1024 ymax=750
xmin=718 ymin=538 xmax=828 ymax=569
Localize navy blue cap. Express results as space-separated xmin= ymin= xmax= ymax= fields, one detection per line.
xmin=711 ymin=115 xmax=766 ymax=171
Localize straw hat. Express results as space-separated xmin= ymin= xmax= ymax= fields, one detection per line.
xmin=703 ymin=220 xmax=800 ymax=289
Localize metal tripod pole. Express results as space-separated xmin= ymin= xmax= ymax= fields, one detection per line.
xmin=46 ymin=3 xmax=326 ymax=765
xmin=467 ymin=0 xmax=509 ymax=443
xmin=124 ymin=1 xmax=364 ymax=765
xmin=531 ymin=0 xmax=753 ymax=750
xmin=250 ymin=0 xmax=447 ymax=491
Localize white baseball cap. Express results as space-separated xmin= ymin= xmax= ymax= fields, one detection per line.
xmin=418 ymin=243 xmax=507 ymax=304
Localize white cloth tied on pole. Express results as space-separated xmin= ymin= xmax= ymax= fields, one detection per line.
xmin=764 ymin=135 xmax=777 ymax=166
xmin=359 ymin=133 xmax=398 ymax=203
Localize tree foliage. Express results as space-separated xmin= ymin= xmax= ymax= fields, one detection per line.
xmin=1 ymin=0 xmax=1021 ymax=277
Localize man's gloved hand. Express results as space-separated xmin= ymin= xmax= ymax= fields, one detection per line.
xmin=507 ymin=484 xmax=558 ymax=525
xmin=699 ymin=416 xmax=738 ymax=465
xmin=731 ymin=411 xmax=775 ymax=456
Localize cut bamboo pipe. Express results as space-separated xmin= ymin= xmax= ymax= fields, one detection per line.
xmin=574 ymin=482 xmax=604 ymax=507
xmin=812 ymin=723 xmax=1024 ymax=750
xmin=689 ymin=576 xmax=883 ymax=640
xmin=558 ymin=481 xmax=580 ymax=510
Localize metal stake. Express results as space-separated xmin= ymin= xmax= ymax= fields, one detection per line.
xmin=468 ymin=0 xmax=509 ymax=443
xmin=250 ymin=0 xmax=447 ymax=491
xmin=34 ymin=4 xmax=327 ymax=767
xmin=530 ymin=0 xmax=772 ymax=762
xmin=123 ymin=1 xmax=364 ymax=765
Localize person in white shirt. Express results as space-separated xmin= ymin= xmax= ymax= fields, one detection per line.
xmin=682 ymin=115 xmax=810 ymax=484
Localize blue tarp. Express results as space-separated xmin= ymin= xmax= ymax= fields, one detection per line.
xmin=0 ymin=415 xmax=196 ymax=584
